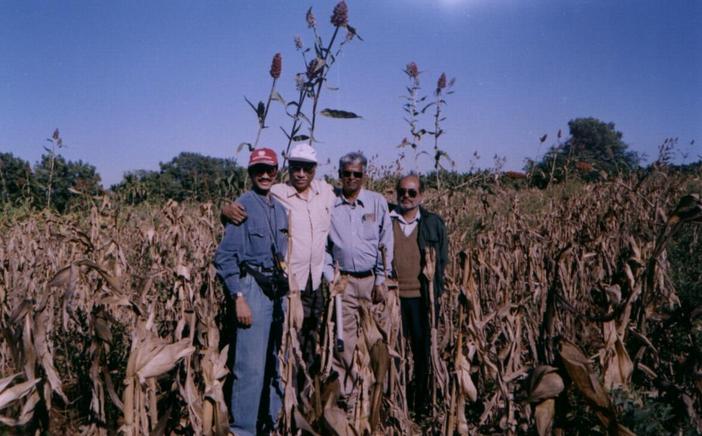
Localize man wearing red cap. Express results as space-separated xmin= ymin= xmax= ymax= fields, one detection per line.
xmin=222 ymin=143 xmax=336 ymax=387
xmin=214 ymin=148 xmax=289 ymax=436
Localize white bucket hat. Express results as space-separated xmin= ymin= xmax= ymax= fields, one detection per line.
xmin=288 ymin=142 xmax=318 ymax=164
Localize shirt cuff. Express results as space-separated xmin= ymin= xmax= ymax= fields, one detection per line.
xmin=373 ymin=274 xmax=385 ymax=286
xmin=224 ymin=275 xmax=241 ymax=297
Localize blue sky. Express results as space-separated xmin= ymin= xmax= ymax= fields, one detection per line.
xmin=1 ymin=0 xmax=700 ymax=186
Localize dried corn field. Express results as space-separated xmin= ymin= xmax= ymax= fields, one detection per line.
xmin=1 ymin=170 xmax=701 ymax=435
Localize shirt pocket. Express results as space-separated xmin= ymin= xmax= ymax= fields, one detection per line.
xmin=361 ymin=217 xmax=377 ymax=241
xmin=247 ymin=226 xmax=270 ymax=257
xmin=318 ymin=206 xmax=332 ymax=234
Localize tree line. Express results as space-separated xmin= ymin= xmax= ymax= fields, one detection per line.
xmin=0 ymin=151 xmax=246 ymax=212
xmin=1 ymin=117 xmax=698 ymax=213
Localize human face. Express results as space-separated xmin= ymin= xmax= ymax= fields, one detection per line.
xmin=288 ymin=161 xmax=316 ymax=192
xmin=249 ymin=164 xmax=277 ymax=192
xmin=339 ymin=162 xmax=365 ymax=195
xmin=397 ymin=176 xmax=422 ymax=212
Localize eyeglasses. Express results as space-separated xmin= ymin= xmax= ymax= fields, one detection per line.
xmin=250 ymin=165 xmax=278 ymax=176
xmin=290 ymin=163 xmax=316 ymax=174
xmin=398 ymin=188 xmax=419 ymax=198
xmin=341 ymin=170 xmax=363 ymax=179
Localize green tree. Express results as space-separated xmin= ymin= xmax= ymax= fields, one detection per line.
xmin=111 ymin=152 xmax=245 ymax=204
xmin=565 ymin=117 xmax=639 ymax=170
xmin=33 ymin=155 xmax=103 ymax=212
xmin=527 ymin=117 xmax=640 ymax=187
xmin=0 ymin=152 xmax=33 ymax=207
xmin=111 ymin=170 xmax=161 ymax=204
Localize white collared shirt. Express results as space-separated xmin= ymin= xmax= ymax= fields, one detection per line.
xmin=271 ymin=179 xmax=336 ymax=291
xmin=389 ymin=209 xmax=421 ymax=237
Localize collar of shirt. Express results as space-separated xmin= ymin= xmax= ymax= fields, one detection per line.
xmin=389 ymin=208 xmax=421 ymax=225
xmin=276 ymin=179 xmax=321 ymax=200
xmin=335 ymin=188 xmax=369 ymax=207
xmin=251 ymin=190 xmax=275 ymax=207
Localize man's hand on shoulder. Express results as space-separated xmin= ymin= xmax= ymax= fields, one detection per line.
xmin=221 ymin=201 xmax=247 ymax=225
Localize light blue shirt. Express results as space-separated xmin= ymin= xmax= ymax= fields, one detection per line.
xmin=324 ymin=188 xmax=393 ymax=285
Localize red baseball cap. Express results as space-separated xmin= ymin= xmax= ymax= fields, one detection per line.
xmin=248 ymin=148 xmax=278 ymax=168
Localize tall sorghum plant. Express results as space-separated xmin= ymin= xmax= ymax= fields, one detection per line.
xmin=428 ymin=73 xmax=455 ymax=190
xmin=44 ymin=128 xmax=65 ymax=209
xmin=281 ymin=1 xmax=361 ymax=165
xmin=238 ymin=52 xmax=283 ymax=153
xmin=398 ymin=62 xmax=429 ymax=172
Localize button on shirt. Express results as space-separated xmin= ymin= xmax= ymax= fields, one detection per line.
xmin=389 ymin=209 xmax=421 ymax=237
xmin=271 ymin=180 xmax=335 ymax=291
xmin=214 ymin=190 xmax=288 ymax=297
xmin=325 ymin=189 xmax=393 ymax=285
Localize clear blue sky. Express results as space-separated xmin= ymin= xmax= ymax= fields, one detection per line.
xmin=1 ymin=0 xmax=700 ymax=186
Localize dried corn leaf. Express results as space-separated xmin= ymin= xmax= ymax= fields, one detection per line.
xmin=456 ymin=352 xmax=477 ymax=402
xmin=135 ymin=338 xmax=195 ymax=383
xmin=528 ymin=365 xmax=564 ymax=403
xmin=0 ymin=377 xmax=41 ymax=410
xmin=559 ymin=340 xmax=610 ymax=409
xmin=535 ymin=398 xmax=555 ymax=436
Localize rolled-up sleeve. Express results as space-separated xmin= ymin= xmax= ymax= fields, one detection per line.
xmin=374 ymin=199 xmax=393 ymax=285
xmin=214 ymin=223 xmax=246 ymax=297
xmin=323 ymin=236 xmax=335 ymax=283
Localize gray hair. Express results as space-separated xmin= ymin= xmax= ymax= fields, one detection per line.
xmin=338 ymin=151 xmax=367 ymax=172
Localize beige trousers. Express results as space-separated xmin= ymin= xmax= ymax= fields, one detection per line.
xmin=331 ymin=273 xmax=375 ymax=403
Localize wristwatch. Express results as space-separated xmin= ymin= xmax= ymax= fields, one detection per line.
xmin=234 ymin=292 xmax=244 ymax=299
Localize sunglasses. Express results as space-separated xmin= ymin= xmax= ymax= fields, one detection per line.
xmin=341 ymin=170 xmax=363 ymax=179
xmin=250 ymin=165 xmax=278 ymax=176
xmin=290 ymin=163 xmax=316 ymax=174
xmin=398 ymin=188 xmax=419 ymax=198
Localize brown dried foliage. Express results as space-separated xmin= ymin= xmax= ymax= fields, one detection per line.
xmin=0 ymin=172 xmax=700 ymax=434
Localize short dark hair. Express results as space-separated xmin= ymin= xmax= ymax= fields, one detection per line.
xmin=396 ymin=173 xmax=424 ymax=193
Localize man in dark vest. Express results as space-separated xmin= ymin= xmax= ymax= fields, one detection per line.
xmin=389 ymin=174 xmax=448 ymax=420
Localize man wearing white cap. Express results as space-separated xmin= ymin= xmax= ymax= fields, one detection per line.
xmin=223 ymin=143 xmax=335 ymax=379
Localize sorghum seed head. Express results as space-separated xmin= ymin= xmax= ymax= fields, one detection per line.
xmin=306 ymin=58 xmax=321 ymax=79
xmin=405 ymin=62 xmax=419 ymax=79
xmin=331 ymin=1 xmax=348 ymax=27
xmin=295 ymin=73 xmax=305 ymax=91
xmin=306 ymin=8 xmax=316 ymax=28
xmin=437 ymin=73 xmax=447 ymax=91
xmin=269 ymin=53 xmax=282 ymax=79
xmin=294 ymin=35 xmax=303 ymax=50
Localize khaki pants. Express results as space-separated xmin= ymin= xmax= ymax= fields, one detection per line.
xmin=331 ymin=273 xmax=375 ymax=404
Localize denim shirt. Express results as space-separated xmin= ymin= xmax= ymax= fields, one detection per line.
xmin=215 ymin=190 xmax=288 ymax=297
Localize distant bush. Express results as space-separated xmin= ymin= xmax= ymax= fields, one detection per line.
xmin=0 ymin=152 xmax=33 ymax=208
xmin=111 ymin=152 xmax=246 ymax=204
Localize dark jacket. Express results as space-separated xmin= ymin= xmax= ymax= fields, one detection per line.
xmin=390 ymin=205 xmax=449 ymax=302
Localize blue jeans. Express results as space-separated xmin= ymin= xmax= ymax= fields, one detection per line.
xmin=230 ymin=274 xmax=285 ymax=436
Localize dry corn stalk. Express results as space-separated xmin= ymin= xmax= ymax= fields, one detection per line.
xmin=0 ymin=171 xmax=699 ymax=433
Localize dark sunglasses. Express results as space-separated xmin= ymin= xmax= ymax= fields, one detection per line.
xmin=289 ymin=163 xmax=316 ymax=173
xmin=398 ymin=188 xmax=418 ymax=198
xmin=250 ymin=165 xmax=278 ymax=176
xmin=341 ymin=170 xmax=363 ymax=179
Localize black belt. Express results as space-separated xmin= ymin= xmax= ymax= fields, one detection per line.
xmin=243 ymin=264 xmax=274 ymax=274
xmin=340 ymin=270 xmax=373 ymax=278
xmin=240 ymin=263 xmax=287 ymax=299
